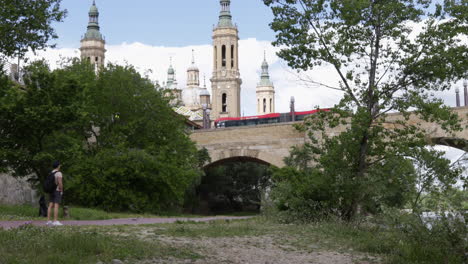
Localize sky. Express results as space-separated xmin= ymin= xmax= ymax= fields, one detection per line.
xmin=24 ymin=0 xmax=467 ymax=164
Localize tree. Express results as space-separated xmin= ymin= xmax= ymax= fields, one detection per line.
xmin=0 ymin=0 xmax=66 ymax=58
xmin=0 ymin=60 xmax=90 ymax=188
xmin=65 ymin=63 xmax=201 ymax=212
xmin=264 ymin=0 xmax=467 ymax=219
xmin=0 ymin=60 xmax=202 ymax=213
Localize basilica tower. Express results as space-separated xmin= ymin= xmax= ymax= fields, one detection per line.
xmin=80 ymin=1 xmax=106 ymax=70
xmin=210 ymin=0 xmax=242 ymax=120
xmin=256 ymin=53 xmax=275 ymax=115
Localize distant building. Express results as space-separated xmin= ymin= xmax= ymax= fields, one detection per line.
xmin=80 ymin=0 xmax=106 ymax=71
xmin=167 ymin=0 xmax=276 ymax=124
xmin=79 ymin=0 xmax=276 ymax=126
xmin=256 ymin=52 xmax=275 ymax=115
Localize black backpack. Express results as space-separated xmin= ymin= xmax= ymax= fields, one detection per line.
xmin=43 ymin=171 xmax=58 ymax=193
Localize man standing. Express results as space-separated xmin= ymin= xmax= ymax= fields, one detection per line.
xmin=47 ymin=160 xmax=64 ymax=226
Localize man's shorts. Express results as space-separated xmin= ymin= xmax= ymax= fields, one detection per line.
xmin=49 ymin=191 xmax=62 ymax=204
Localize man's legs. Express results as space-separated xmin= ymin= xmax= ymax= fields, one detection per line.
xmin=54 ymin=203 xmax=60 ymax=222
xmin=47 ymin=202 xmax=53 ymax=222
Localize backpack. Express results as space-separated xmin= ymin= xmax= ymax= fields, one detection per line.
xmin=43 ymin=171 xmax=58 ymax=193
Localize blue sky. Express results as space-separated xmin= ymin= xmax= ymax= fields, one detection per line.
xmin=53 ymin=0 xmax=275 ymax=48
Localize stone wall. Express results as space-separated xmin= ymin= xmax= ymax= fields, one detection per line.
xmin=0 ymin=173 xmax=38 ymax=205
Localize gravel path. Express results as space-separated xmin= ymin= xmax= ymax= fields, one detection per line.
xmin=0 ymin=216 xmax=253 ymax=230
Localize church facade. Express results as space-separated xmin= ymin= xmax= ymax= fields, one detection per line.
xmin=80 ymin=0 xmax=276 ymax=126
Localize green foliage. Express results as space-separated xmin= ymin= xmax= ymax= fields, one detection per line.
xmin=264 ymin=0 xmax=467 ymax=220
xmin=0 ymin=204 xmax=190 ymax=221
xmin=0 ymin=225 xmax=200 ymax=264
xmin=0 ymin=0 xmax=66 ymax=58
xmin=0 ymin=60 xmax=89 ymax=187
xmin=269 ymin=167 xmax=335 ymax=222
xmin=379 ymin=209 xmax=467 ymax=263
xmin=0 ymin=60 xmax=201 ymax=213
xmin=195 ymin=161 xmax=271 ymax=214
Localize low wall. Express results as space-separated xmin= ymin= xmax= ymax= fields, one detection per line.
xmin=0 ymin=173 xmax=38 ymax=205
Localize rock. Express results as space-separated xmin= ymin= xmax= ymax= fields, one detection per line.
xmin=112 ymin=259 xmax=124 ymax=264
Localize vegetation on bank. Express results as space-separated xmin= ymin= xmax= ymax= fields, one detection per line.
xmin=1 ymin=217 xmax=465 ymax=263
xmin=0 ymin=224 xmax=200 ymax=264
xmin=0 ymin=204 xmax=167 ymax=221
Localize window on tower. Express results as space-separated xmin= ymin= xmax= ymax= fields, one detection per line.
xmin=95 ymin=57 xmax=98 ymax=62
xmin=222 ymin=93 xmax=227 ymax=112
xmin=231 ymin=45 xmax=234 ymax=68
xmin=214 ymin=46 xmax=217 ymax=69
xmin=222 ymin=45 xmax=226 ymax=67
xmin=263 ymin=98 xmax=266 ymax=113
xmin=270 ymin=98 xmax=273 ymax=112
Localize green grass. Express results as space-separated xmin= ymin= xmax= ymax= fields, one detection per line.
xmin=0 ymin=204 xmax=204 ymax=221
xmin=158 ymin=218 xmax=269 ymax=238
xmin=0 ymin=225 xmax=201 ymax=264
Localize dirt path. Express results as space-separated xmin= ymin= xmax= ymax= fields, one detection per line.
xmin=0 ymin=216 xmax=253 ymax=230
xmin=141 ymin=235 xmax=378 ymax=264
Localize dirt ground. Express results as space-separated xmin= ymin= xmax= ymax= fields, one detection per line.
xmin=134 ymin=229 xmax=381 ymax=264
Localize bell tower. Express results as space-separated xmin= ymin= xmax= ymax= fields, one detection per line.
xmin=210 ymin=0 xmax=242 ymax=120
xmin=80 ymin=0 xmax=106 ymax=70
xmin=256 ymin=52 xmax=275 ymax=115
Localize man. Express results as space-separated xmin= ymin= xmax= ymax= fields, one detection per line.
xmin=47 ymin=160 xmax=64 ymax=226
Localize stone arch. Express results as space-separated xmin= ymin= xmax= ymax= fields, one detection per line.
xmin=204 ymin=146 xmax=284 ymax=168
xmin=204 ymin=156 xmax=271 ymax=170
xmin=430 ymin=137 xmax=468 ymax=151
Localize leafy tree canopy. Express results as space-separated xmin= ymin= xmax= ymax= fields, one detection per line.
xmin=0 ymin=0 xmax=66 ymax=58
xmin=264 ymin=0 xmax=467 ymax=219
xmin=0 ymin=59 xmax=202 ymax=213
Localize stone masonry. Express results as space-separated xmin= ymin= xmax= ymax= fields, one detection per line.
xmin=191 ymin=107 xmax=468 ymax=168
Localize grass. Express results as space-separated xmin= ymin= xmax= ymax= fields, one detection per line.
xmin=0 ymin=204 xmax=206 ymax=221
xmin=0 ymin=225 xmax=201 ymax=264
xmin=2 ymin=206 xmax=462 ymax=263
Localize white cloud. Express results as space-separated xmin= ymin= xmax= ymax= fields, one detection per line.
xmin=27 ymin=38 xmax=345 ymax=116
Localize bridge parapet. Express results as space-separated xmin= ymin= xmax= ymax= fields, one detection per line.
xmin=191 ymin=107 xmax=468 ymax=168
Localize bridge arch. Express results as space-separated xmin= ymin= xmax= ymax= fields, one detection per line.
xmin=205 ymin=156 xmax=272 ymax=170
xmin=430 ymin=137 xmax=468 ymax=151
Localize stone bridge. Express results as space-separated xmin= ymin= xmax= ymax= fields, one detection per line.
xmin=190 ymin=107 xmax=468 ymax=168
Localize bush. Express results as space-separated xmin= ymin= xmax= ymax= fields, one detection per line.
xmin=67 ymin=147 xmax=199 ymax=213
xmin=268 ymin=167 xmax=336 ymax=222
xmin=379 ymin=209 xmax=467 ymax=263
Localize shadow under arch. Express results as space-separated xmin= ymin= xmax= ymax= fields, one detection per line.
xmin=430 ymin=137 xmax=468 ymax=152
xmin=204 ymin=156 xmax=273 ymax=170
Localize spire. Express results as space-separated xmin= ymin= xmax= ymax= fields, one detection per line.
xmin=218 ymin=0 xmax=234 ymax=28
xmin=192 ymin=49 xmax=195 ymax=65
xmin=168 ymin=57 xmax=174 ymax=74
xmin=187 ymin=49 xmax=199 ymax=72
xmin=83 ymin=0 xmax=103 ymax=40
xmin=166 ymin=57 xmax=175 ymax=87
xmin=259 ymin=51 xmax=273 ymax=86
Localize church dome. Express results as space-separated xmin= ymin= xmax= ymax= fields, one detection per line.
xmin=168 ymin=65 xmax=175 ymax=75
xmin=199 ymin=88 xmax=210 ymax=96
xmin=187 ymin=64 xmax=199 ymax=72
